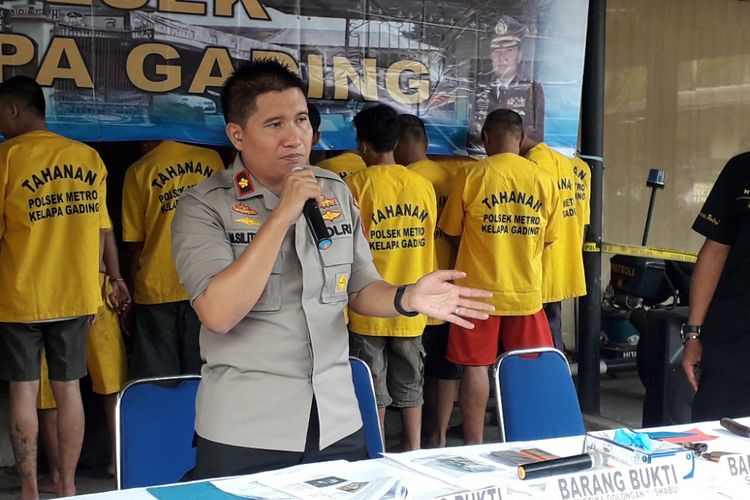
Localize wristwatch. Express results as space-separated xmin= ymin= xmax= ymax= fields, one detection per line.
xmin=680 ymin=324 xmax=701 ymax=344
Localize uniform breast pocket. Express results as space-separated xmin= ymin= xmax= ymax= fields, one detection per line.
xmin=230 ymin=242 xmax=282 ymax=313
xmin=319 ymin=237 xmax=354 ymax=304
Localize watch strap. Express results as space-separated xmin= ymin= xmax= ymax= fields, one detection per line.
xmin=394 ymin=285 xmax=418 ymax=317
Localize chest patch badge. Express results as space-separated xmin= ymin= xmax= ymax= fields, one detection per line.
xmin=235 ymin=217 xmax=261 ymax=227
xmin=231 ymin=202 xmax=258 ymax=216
xmin=319 ymin=195 xmax=338 ymax=209
xmin=235 ymin=169 xmax=255 ymax=196
xmin=336 ymin=273 xmax=348 ymax=293
xmin=322 ymin=210 xmax=342 ymax=222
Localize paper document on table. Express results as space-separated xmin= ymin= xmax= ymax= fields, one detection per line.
xmin=213 ymin=460 xmax=406 ymax=499
xmin=384 ymin=447 xmax=514 ymax=490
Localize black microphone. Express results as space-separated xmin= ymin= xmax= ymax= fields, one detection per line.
xmin=292 ymin=166 xmax=332 ymax=250
xmin=517 ymin=451 xmax=606 ymax=480
xmin=303 ymin=198 xmax=332 ymax=250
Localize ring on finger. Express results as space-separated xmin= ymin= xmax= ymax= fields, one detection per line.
xmin=455 ymin=306 xmax=461 ymax=316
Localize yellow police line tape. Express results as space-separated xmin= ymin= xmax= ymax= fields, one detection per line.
xmin=583 ymin=242 xmax=697 ymax=263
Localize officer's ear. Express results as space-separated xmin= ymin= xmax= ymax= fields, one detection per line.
xmin=226 ymin=122 xmax=243 ymax=151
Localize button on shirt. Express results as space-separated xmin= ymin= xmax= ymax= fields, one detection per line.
xmin=171 ymin=157 xmax=382 ymax=451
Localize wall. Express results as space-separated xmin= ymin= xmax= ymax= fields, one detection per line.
xmin=603 ymin=0 xmax=750 ymax=253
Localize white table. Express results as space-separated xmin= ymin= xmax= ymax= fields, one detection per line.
xmin=72 ymin=419 xmax=750 ymax=499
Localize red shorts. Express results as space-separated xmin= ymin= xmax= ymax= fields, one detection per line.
xmin=446 ymin=310 xmax=553 ymax=366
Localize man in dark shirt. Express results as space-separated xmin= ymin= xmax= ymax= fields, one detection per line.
xmin=682 ymin=153 xmax=750 ymax=421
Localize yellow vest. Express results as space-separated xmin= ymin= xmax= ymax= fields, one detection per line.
xmin=431 ymin=155 xmax=477 ymax=177
xmin=0 ymin=130 xmax=111 ymax=321
xmin=525 ymin=143 xmax=587 ymax=301
xmin=346 ymin=165 xmax=437 ymax=336
xmin=316 ymin=152 xmax=366 ymax=180
xmin=571 ymin=156 xmax=592 ymax=234
xmin=409 ymin=158 xmax=457 ymax=326
xmin=122 ymin=141 xmax=222 ymax=304
xmin=439 ymin=153 xmax=561 ymax=315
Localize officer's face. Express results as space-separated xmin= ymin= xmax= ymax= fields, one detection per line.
xmin=491 ymin=46 xmax=521 ymax=80
xmin=226 ymin=87 xmax=312 ymax=187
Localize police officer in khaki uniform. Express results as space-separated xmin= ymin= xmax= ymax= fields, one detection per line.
xmin=171 ymin=60 xmax=494 ymax=478
xmin=467 ymin=15 xmax=545 ymax=154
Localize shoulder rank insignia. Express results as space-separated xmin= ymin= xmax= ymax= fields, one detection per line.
xmin=234 ymin=169 xmax=254 ymax=196
xmin=231 ymin=202 xmax=258 ymax=216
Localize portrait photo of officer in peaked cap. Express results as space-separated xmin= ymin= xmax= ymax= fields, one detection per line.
xmin=466 ymin=15 xmax=545 ymax=154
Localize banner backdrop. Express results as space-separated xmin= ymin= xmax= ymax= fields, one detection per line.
xmin=0 ymin=0 xmax=589 ymax=154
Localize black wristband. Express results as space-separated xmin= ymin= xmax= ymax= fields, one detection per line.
xmin=394 ymin=285 xmax=418 ymax=317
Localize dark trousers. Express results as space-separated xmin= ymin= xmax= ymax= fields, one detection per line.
xmin=692 ymin=336 xmax=750 ymax=422
xmin=192 ymin=398 xmax=367 ymax=480
xmin=543 ymin=302 xmax=564 ymax=351
xmin=129 ymin=301 xmax=202 ymax=379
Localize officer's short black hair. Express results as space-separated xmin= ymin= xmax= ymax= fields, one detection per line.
xmin=482 ymin=108 xmax=524 ymax=139
xmin=307 ymin=102 xmax=321 ymax=135
xmin=397 ymin=114 xmax=427 ymax=144
xmin=354 ymin=104 xmax=400 ymax=153
xmin=221 ymin=59 xmax=304 ymax=125
xmin=0 ymin=76 xmax=45 ymax=118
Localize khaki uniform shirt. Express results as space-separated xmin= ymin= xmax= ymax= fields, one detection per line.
xmin=172 ymin=156 xmax=381 ymax=451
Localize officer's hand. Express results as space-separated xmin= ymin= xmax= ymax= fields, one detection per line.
xmin=681 ymin=339 xmax=702 ymax=392
xmin=275 ymin=167 xmax=322 ymax=226
xmin=402 ymin=270 xmax=494 ymax=329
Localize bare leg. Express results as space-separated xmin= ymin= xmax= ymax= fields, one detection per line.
xmin=103 ymin=393 xmax=117 ymax=476
xmin=50 ymin=380 xmax=84 ymax=497
xmin=459 ymin=366 xmax=490 ymax=445
xmin=422 ymin=378 xmax=437 ymax=447
xmin=377 ymin=407 xmax=386 ymax=450
xmin=38 ymin=409 xmax=60 ymax=494
xmin=399 ymin=406 xmax=422 ymax=451
xmin=8 ymin=381 xmax=40 ymax=500
xmin=431 ymin=379 xmax=457 ymax=448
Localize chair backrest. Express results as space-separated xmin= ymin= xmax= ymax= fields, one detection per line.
xmin=116 ymin=375 xmax=201 ymax=489
xmin=349 ymin=357 xmax=385 ymax=458
xmin=494 ymin=348 xmax=585 ymax=442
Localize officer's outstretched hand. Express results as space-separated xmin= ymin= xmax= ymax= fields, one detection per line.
xmin=402 ymin=270 xmax=494 ymax=329
xmin=275 ymin=166 xmax=322 ymax=226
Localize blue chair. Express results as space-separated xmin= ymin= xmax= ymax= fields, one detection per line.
xmin=493 ymin=347 xmax=585 ymax=442
xmin=115 ymin=375 xmax=201 ymax=489
xmin=349 ymin=356 xmax=385 ymax=458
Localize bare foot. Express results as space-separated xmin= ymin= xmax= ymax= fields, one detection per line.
xmin=56 ymin=483 xmax=76 ymax=498
xmin=37 ymin=475 xmax=59 ymax=494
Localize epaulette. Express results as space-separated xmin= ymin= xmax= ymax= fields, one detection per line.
xmin=312 ymin=166 xmax=346 ymax=185
xmin=190 ymin=168 xmax=234 ymax=195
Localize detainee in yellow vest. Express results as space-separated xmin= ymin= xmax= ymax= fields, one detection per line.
xmin=394 ymin=113 xmax=458 ymax=448
xmin=37 ymin=227 xmax=130 ymax=483
xmin=523 ymin=140 xmax=585 ymax=351
xmin=122 ymin=140 xmax=223 ymax=378
xmin=570 ymin=155 xmax=592 ymax=244
xmin=346 ymin=104 xmax=437 ymax=451
xmin=430 ymin=154 xmax=477 ymax=177
xmin=438 ymin=109 xmax=560 ymax=444
xmin=0 ymin=75 xmax=110 ymax=498
xmin=316 ymin=151 xmax=366 ymax=180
